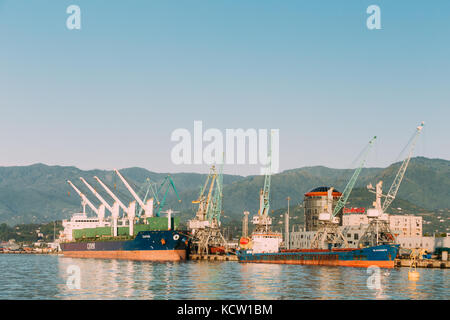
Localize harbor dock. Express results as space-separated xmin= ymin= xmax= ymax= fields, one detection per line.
xmin=395 ymin=258 xmax=449 ymax=269
xmin=190 ymin=254 xmax=238 ymax=261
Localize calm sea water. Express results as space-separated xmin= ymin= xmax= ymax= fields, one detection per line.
xmin=0 ymin=254 xmax=448 ymax=300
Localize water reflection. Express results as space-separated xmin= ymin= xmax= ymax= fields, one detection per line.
xmin=0 ymin=255 xmax=448 ymax=300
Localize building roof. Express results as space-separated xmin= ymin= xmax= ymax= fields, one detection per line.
xmin=305 ymin=186 xmax=342 ymax=197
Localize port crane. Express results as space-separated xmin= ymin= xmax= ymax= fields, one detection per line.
xmin=311 ymin=136 xmax=377 ymax=249
xmin=67 ymin=180 xmax=105 ymax=220
xmin=189 ymin=166 xmax=218 ymax=232
xmin=252 ymin=133 xmax=274 ymax=233
xmin=359 ymin=122 xmax=424 ymax=247
xmin=114 ymin=169 xmax=154 ymax=218
xmin=150 ymin=175 xmax=181 ymax=217
xmin=209 ymin=162 xmax=223 ymax=226
xmin=188 ymin=163 xmax=228 ymax=255
xmin=382 ymin=121 xmax=425 ymax=213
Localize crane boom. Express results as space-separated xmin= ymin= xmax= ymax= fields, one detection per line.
xmin=137 ymin=178 xmax=152 ymax=217
xmin=259 ymin=134 xmax=272 ymax=217
xmin=93 ymin=176 xmax=128 ymax=212
xmin=333 ymin=136 xmax=377 ymax=217
xmin=80 ymin=177 xmax=113 ymax=212
xmin=155 ymin=175 xmax=181 ymax=217
xmin=205 ymin=174 xmax=217 ymax=215
xmin=382 ymin=122 xmax=424 ymax=212
xmin=114 ymin=169 xmax=146 ymax=209
xmin=67 ymin=180 xmax=99 ymax=215
xmin=209 ymin=161 xmax=223 ymax=224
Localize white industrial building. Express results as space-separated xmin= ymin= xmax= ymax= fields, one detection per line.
xmin=389 ymin=215 xmax=422 ymax=237
xmin=342 ymin=213 xmax=422 ymax=237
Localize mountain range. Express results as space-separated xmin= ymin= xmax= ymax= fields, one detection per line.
xmin=0 ymin=157 xmax=448 ymax=226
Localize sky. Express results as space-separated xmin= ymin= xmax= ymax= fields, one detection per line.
xmin=0 ymin=0 xmax=449 ymax=176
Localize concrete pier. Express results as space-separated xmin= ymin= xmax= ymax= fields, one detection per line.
xmin=395 ymin=259 xmax=450 ymax=269
xmin=190 ymin=254 xmax=238 ymax=261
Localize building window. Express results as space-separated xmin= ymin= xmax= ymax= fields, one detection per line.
xmin=354 ymin=234 xmax=359 ymax=240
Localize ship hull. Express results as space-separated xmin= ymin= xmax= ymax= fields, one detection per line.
xmin=61 ymin=249 xmax=187 ymax=261
xmin=236 ymin=244 xmax=399 ymax=268
xmin=60 ymin=230 xmax=190 ymax=262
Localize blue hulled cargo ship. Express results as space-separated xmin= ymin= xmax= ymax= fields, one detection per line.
xmin=237 ymin=243 xmax=399 ymax=268
xmin=60 ymin=230 xmax=190 ymax=261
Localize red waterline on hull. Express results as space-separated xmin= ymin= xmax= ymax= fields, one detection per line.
xmin=239 ymin=259 xmax=395 ymax=269
xmin=62 ymin=250 xmax=187 ymax=261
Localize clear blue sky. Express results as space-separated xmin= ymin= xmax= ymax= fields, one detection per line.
xmin=0 ymin=1 xmax=449 ymax=175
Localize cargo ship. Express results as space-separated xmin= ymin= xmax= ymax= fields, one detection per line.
xmin=59 ymin=172 xmax=190 ymax=261
xmin=236 ymin=240 xmax=399 ymax=268
xmin=237 ymin=210 xmax=399 ymax=268
xmin=59 ymin=213 xmax=190 ymax=261
xmin=60 ymin=230 xmax=189 ymax=261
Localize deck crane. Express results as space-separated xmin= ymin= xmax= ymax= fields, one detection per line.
xmin=93 ymin=176 xmax=129 ymax=213
xmin=79 ymin=177 xmax=113 ymax=213
xmin=114 ymin=169 xmax=154 ymax=218
xmin=311 ymin=136 xmax=377 ymax=249
xmin=93 ymin=175 xmax=136 ymax=235
xmin=67 ymin=180 xmax=105 ymax=220
xmin=80 ymin=177 xmax=121 ymax=236
xmin=359 ymin=122 xmax=424 ymax=247
xmin=151 ymin=175 xmax=181 ymax=217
